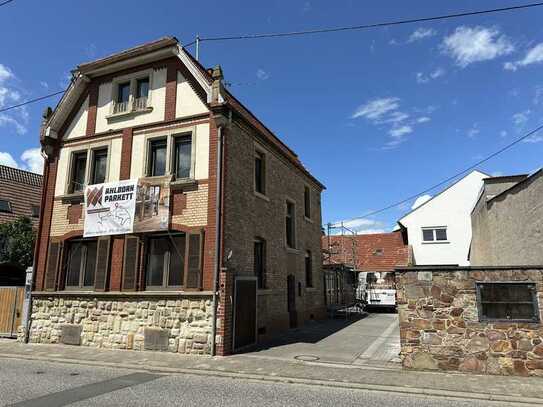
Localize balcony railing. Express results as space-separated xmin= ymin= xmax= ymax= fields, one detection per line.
xmin=113 ymin=100 xmax=129 ymax=114
xmin=133 ymin=96 xmax=148 ymax=111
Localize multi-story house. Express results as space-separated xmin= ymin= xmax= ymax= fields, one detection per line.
xmin=397 ymin=170 xmax=488 ymax=266
xmin=30 ymin=37 xmax=325 ymax=355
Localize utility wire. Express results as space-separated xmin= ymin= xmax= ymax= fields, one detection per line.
xmin=0 ymin=90 xmax=65 ymax=114
xmin=334 ymin=123 xmax=543 ymax=224
xmin=0 ymin=0 xmax=15 ymax=7
xmin=196 ymin=2 xmax=543 ymax=43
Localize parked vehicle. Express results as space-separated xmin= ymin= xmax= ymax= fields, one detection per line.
xmin=361 ymin=271 xmax=397 ymax=310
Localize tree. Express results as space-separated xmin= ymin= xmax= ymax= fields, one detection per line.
xmin=0 ymin=216 xmax=36 ymax=270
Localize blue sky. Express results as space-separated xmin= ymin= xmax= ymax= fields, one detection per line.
xmin=1 ymin=0 xmax=542 ymax=232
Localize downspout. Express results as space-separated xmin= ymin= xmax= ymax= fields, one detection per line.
xmin=211 ymin=124 xmax=224 ymax=356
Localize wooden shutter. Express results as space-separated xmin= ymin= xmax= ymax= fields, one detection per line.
xmin=44 ymin=242 xmax=61 ymax=291
xmin=185 ymin=232 xmax=203 ymax=290
xmin=122 ymin=236 xmax=140 ymax=291
xmin=94 ymin=236 xmax=111 ymax=291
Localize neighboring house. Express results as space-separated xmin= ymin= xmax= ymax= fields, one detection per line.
xmin=0 ymin=165 xmax=42 ymax=285
xmin=323 ymin=232 xmax=410 ymax=307
xmin=470 ymin=170 xmax=543 ymax=266
xmin=0 ymin=165 xmax=42 ymax=228
xmin=30 ymin=37 xmax=325 ymax=355
xmin=397 ymin=170 xmax=488 ymax=266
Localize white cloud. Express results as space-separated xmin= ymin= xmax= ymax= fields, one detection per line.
xmin=441 ymin=26 xmax=514 ymax=67
xmin=21 ymin=148 xmax=43 ymax=174
xmin=256 ymin=69 xmax=269 ymax=80
xmin=411 ymin=194 xmax=432 ymax=210
xmin=416 ymin=67 xmax=445 ymax=84
xmin=352 ymin=97 xmax=400 ymax=120
xmin=467 ymin=124 xmax=480 ymax=138
xmin=417 ymin=117 xmax=431 ymax=123
xmin=0 ymin=151 xmax=18 ymax=168
xmin=523 ymin=132 xmax=543 ymax=143
xmin=513 ymin=110 xmax=531 ymax=126
xmin=408 ymin=27 xmax=436 ymax=43
xmin=330 ymin=218 xmax=387 ymax=235
xmin=500 ymin=130 xmax=508 ymax=138
xmin=0 ymin=63 xmax=28 ymax=134
xmin=40 ymin=81 xmax=49 ymax=89
xmin=389 ymin=125 xmax=412 ymax=138
xmin=0 ymin=64 xmax=14 ymax=82
xmin=504 ymin=43 xmax=543 ymax=71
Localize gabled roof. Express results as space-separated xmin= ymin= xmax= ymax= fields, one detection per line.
xmin=398 ymin=170 xmax=489 ymax=223
xmin=323 ymin=231 xmax=409 ymax=272
xmin=0 ymin=165 xmax=42 ymax=187
xmin=42 ymin=37 xmax=324 ymax=189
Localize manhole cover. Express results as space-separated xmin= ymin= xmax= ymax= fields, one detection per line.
xmin=294 ymin=355 xmax=320 ymax=362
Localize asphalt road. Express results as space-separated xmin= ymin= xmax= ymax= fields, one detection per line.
xmin=0 ymin=358 xmax=533 ymax=407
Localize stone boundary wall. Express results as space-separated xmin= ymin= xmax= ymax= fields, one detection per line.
xmin=24 ymin=293 xmax=214 ymax=355
xmin=396 ymin=267 xmax=543 ymax=376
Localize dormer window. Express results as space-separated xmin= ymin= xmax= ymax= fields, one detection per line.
xmin=110 ymin=72 xmax=152 ymax=117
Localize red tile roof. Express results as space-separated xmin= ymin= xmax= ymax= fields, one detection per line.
xmin=323 ymin=231 xmax=409 ymax=272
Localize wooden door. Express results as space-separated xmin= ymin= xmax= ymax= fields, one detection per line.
xmin=233 ymin=277 xmax=257 ymax=352
xmin=0 ymin=287 xmax=24 ymax=337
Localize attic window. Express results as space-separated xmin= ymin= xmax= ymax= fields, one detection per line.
xmin=0 ymin=199 xmax=12 ymax=213
xmin=373 ymin=248 xmax=384 ymax=256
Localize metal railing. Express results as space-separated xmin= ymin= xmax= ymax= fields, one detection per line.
xmin=133 ymin=96 xmax=148 ymax=111
xmin=113 ymin=100 xmax=129 ymax=114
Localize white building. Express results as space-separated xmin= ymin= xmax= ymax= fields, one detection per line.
xmin=397 ymin=170 xmax=488 ymax=266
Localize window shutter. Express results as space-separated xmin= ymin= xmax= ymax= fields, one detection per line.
xmin=44 ymin=242 xmax=61 ymax=291
xmin=122 ymin=236 xmax=140 ymax=291
xmin=185 ymin=232 xmax=203 ymax=289
xmin=94 ymin=236 xmax=111 ymax=291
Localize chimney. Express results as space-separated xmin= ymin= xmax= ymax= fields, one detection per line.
xmin=211 ymin=65 xmax=223 ymax=104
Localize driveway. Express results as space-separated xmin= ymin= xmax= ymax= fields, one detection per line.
xmin=242 ymin=310 xmax=400 ymax=369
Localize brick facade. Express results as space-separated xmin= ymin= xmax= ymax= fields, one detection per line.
xmin=30 ymin=37 xmax=324 ymax=357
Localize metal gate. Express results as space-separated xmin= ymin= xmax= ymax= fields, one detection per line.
xmin=0 ymin=287 xmax=24 ymax=338
xmin=233 ymin=277 xmax=257 ymax=352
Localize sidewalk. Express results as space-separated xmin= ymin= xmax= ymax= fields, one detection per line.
xmin=1 ymin=339 xmax=542 ymax=405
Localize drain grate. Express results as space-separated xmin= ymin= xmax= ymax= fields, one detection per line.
xmin=294 ymin=355 xmax=320 ymax=362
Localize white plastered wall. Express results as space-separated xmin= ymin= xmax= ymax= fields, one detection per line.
xmin=64 ymin=96 xmax=89 ymax=140
xmin=175 ymin=71 xmax=208 ymax=118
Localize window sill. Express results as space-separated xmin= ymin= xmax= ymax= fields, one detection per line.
xmin=305 ymin=287 xmax=317 ymax=292
xmin=170 ymin=178 xmax=198 ymax=191
xmin=60 ymin=193 xmax=84 ymax=205
xmin=422 ymin=241 xmax=450 ymax=245
xmin=257 ymin=289 xmax=284 ymax=296
xmin=286 ymin=246 xmax=300 ymax=254
xmin=106 ymin=106 xmax=153 ymax=121
xmin=304 ymin=216 xmax=313 ymax=224
xmin=254 ymin=191 xmax=270 ymax=202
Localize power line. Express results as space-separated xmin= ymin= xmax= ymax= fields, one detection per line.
xmin=197 ymin=2 xmax=543 ymax=43
xmin=0 ymin=90 xmax=65 ymax=114
xmin=334 ymin=123 xmax=543 ymax=225
xmin=0 ymin=0 xmax=15 ymax=7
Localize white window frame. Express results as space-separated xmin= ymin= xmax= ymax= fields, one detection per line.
xmin=109 ymin=69 xmax=154 ymax=117
xmin=421 ymin=226 xmax=449 ymax=244
xmin=143 ymin=127 xmax=196 ymax=181
xmin=64 ymin=141 xmax=112 ymax=195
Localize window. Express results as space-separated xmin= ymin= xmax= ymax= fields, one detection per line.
xmin=422 ymin=227 xmax=448 ymax=242
xmin=305 ymin=250 xmax=313 ymax=287
xmin=254 ymin=238 xmax=266 ymax=289
xmin=117 ymin=82 xmax=130 ymax=103
xmin=254 ymin=151 xmax=265 ymax=195
xmin=0 ymin=199 xmax=12 ymax=213
xmin=90 ymin=149 xmax=108 ymax=185
xmin=65 ymin=239 xmax=97 ymax=289
xmin=173 ymin=135 xmax=192 ymax=179
xmin=373 ymin=248 xmax=384 ymax=256
xmin=477 ymin=283 xmax=539 ymax=322
xmin=304 ymin=186 xmax=311 ymax=219
xmin=145 ymin=234 xmax=186 ymax=289
xmin=286 ymin=201 xmax=296 ymax=248
xmin=112 ymin=75 xmax=151 ymax=115
xmin=135 ymin=78 xmax=150 ymax=111
xmin=31 ymin=205 xmax=40 ymax=218
xmin=148 ymin=139 xmax=167 ymax=177
xmin=69 ymin=152 xmax=87 ymax=193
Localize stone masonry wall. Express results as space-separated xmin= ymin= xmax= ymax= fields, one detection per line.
xmin=27 ymin=294 xmax=213 ymax=354
xmin=397 ymin=267 xmax=543 ymax=376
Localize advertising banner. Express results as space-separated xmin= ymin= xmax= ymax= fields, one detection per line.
xmin=83 ymin=178 xmax=170 ymax=237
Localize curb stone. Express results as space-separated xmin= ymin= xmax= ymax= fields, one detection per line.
xmin=0 ymin=352 xmax=539 ymax=406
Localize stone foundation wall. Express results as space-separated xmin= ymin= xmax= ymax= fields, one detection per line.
xmin=26 ymin=294 xmax=214 ymax=354
xmin=396 ymin=267 xmax=543 ymax=376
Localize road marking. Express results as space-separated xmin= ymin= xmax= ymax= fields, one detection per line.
xmin=355 ymin=315 xmax=399 ymax=363
xmin=9 ymin=372 xmax=160 ymax=407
